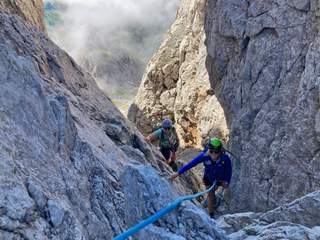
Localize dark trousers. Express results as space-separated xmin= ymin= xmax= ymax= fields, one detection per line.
xmin=160 ymin=147 xmax=178 ymax=172
xmin=203 ymin=179 xmax=223 ymax=214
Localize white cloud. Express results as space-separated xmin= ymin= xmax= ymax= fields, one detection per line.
xmin=48 ymin=0 xmax=179 ymax=61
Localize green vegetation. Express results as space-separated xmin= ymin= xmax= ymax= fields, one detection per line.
xmin=44 ymin=1 xmax=63 ymax=27
xmin=45 ymin=11 xmax=63 ymax=27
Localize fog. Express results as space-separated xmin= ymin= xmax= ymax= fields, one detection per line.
xmin=45 ymin=0 xmax=179 ymax=113
xmin=46 ymin=0 xmax=179 ymax=61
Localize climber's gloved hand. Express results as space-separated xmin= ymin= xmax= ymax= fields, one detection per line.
xmin=168 ymin=172 xmax=179 ymax=181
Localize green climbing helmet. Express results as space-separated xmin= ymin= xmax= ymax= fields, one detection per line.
xmin=208 ymin=137 xmax=222 ymax=153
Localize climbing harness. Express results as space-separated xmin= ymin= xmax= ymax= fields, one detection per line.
xmin=113 ymin=182 xmax=216 ymax=240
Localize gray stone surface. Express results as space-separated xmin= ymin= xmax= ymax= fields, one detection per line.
xmin=0 ymin=0 xmax=45 ymax=31
xmin=121 ymin=164 xmax=228 ymax=240
xmin=259 ymin=190 xmax=320 ymax=227
xmin=2 ymin=0 xmax=320 ymax=239
xmin=139 ymin=225 xmax=186 ymax=240
xmin=216 ymin=212 xmax=261 ymax=235
xmin=229 ymin=221 xmax=320 ymax=240
xmin=130 ymin=0 xmax=320 ymax=214
xmin=0 ymin=185 xmax=35 ymax=221
xmin=0 ymin=4 xmax=228 ymax=239
xmin=47 ymin=200 xmax=65 ymax=228
xmin=205 ymin=0 xmax=320 ymax=212
xmin=128 ymin=0 xmax=228 ymax=148
xmin=217 ymin=190 xmax=320 ymax=240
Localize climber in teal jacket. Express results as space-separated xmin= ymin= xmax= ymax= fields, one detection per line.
xmin=170 ymin=138 xmax=232 ymax=218
xmin=145 ymin=118 xmax=179 ymax=171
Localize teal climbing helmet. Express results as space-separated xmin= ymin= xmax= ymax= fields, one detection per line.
xmin=208 ymin=137 xmax=222 ymax=153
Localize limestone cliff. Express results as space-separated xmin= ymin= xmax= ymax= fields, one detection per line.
xmin=130 ymin=0 xmax=320 ymax=214
xmin=128 ymin=0 xmax=228 ymax=148
xmin=0 ymin=0 xmax=45 ymax=31
xmin=0 ymin=2 xmax=227 ymax=239
xmin=205 ymin=0 xmax=320 ymax=212
xmin=2 ymin=0 xmax=320 ymax=238
xmin=217 ymin=190 xmax=320 ymax=239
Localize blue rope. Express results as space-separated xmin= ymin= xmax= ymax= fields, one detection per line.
xmin=113 ymin=182 xmax=215 ymax=240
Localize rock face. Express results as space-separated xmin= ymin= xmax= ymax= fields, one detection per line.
xmin=204 ymin=0 xmax=320 ymax=212
xmin=0 ymin=3 xmax=227 ymax=240
xmin=83 ymin=50 xmax=144 ymax=93
xmin=122 ymin=165 xmax=228 ymax=240
xmin=130 ymin=0 xmax=320 ymax=214
xmin=82 ymin=50 xmax=145 ymax=114
xmin=128 ymin=0 xmax=228 ymax=148
xmin=217 ymin=190 xmax=320 ymax=239
xmin=0 ymin=0 xmax=45 ymax=31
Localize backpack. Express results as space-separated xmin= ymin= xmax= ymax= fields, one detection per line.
xmin=202 ymin=138 xmax=237 ymax=160
xmin=159 ymin=127 xmax=179 ymax=150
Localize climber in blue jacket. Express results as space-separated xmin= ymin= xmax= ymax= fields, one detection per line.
xmin=170 ymin=137 xmax=232 ymax=218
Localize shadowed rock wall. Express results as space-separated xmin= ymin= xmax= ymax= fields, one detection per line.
xmin=204 ymin=0 xmax=320 ymax=212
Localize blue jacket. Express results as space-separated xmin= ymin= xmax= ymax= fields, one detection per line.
xmin=178 ymin=150 xmax=232 ymax=185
